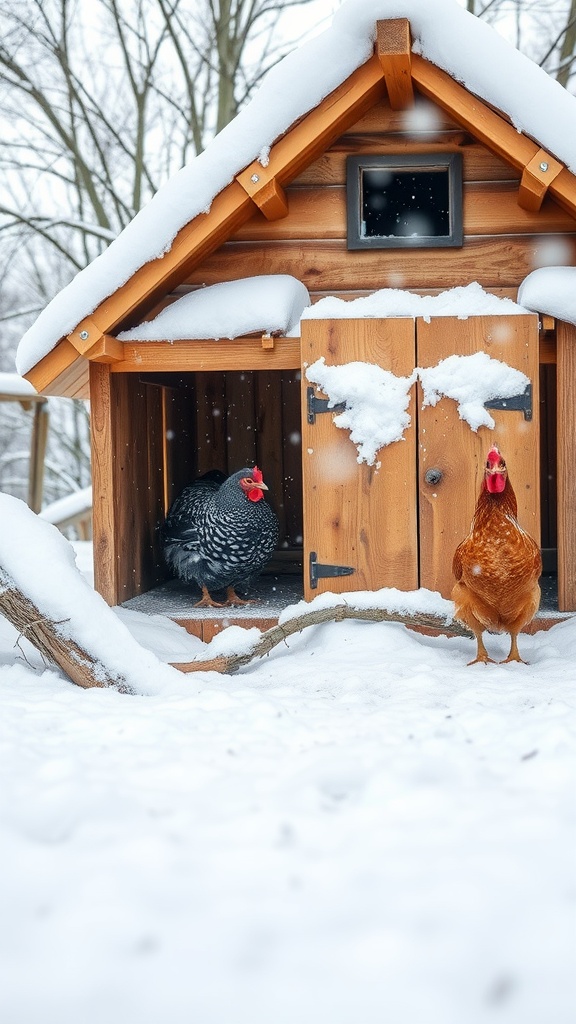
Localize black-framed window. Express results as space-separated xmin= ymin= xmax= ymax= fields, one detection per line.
xmin=346 ymin=153 xmax=463 ymax=249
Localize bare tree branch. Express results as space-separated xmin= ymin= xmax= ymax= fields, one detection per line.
xmin=173 ymin=604 xmax=472 ymax=675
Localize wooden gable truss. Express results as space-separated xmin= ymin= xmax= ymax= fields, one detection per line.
xmin=25 ymin=18 xmax=576 ymax=399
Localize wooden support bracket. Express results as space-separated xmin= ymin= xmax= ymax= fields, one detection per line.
xmin=377 ymin=19 xmax=414 ymax=109
xmin=67 ymin=318 xmax=104 ymax=356
xmin=519 ymin=148 xmax=563 ymax=212
xmin=85 ymin=334 xmax=125 ymax=364
xmin=236 ymin=166 xmax=289 ymax=220
xmin=261 ymin=333 xmax=275 ymax=351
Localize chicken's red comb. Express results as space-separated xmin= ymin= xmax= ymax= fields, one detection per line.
xmin=252 ymin=466 xmax=263 ymax=483
xmin=486 ymin=445 xmax=501 ymax=465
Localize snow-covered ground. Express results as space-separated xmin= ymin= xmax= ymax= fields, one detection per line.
xmin=1 ymin=538 xmax=575 ymax=1024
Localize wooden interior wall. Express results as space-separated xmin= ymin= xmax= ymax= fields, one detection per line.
xmin=145 ymin=370 xmax=303 ymax=554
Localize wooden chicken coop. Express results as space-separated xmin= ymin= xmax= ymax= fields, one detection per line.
xmin=20 ymin=16 xmax=576 ymax=637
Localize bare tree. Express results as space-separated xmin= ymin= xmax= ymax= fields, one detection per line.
xmin=469 ymin=0 xmax=576 ymax=88
xmin=0 ymin=0 xmax=327 ymax=286
xmin=0 ymin=0 xmax=324 ymax=506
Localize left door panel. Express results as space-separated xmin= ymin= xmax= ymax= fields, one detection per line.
xmin=300 ymin=318 xmax=418 ymax=600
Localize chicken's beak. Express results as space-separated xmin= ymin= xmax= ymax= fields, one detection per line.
xmin=253 ymin=481 xmax=268 ymax=491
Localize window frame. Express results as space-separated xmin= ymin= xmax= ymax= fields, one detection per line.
xmin=346 ymin=152 xmax=464 ymax=250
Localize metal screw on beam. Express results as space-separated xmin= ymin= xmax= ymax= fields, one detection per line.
xmin=539 ymin=161 xmax=549 ymax=172
xmin=79 ymin=330 xmax=89 ymax=340
xmin=251 ymin=173 xmax=260 ymax=183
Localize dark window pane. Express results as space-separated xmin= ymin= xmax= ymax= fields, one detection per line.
xmin=361 ymin=169 xmax=450 ymax=238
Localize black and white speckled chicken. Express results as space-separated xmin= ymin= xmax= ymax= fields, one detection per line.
xmin=161 ymin=467 xmax=279 ymax=607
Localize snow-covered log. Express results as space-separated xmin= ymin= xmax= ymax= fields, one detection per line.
xmin=0 ymin=566 xmax=129 ymax=691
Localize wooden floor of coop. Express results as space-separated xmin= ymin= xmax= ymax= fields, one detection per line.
xmin=121 ymin=567 xmax=567 ymax=643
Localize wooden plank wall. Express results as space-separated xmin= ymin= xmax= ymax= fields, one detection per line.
xmin=91 ymin=365 xmax=169 ymax=604
xmin=185 ymin=99 xmax=576 ymax=298
xmin=556 ymin=321 xmax=576 ymax=610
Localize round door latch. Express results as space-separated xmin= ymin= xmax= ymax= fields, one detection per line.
xmin=425 ymin=468 xmax=443 ymax=486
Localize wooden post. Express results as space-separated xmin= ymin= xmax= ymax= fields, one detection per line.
xmin=377 ymin=19 xmax=414 ymax=109
xmin=89 ymin=363 xmax=168 ymax=606
xmin=27 ymin=399 xmax=49 ymax=513
xmin=89 ymin=362 xmax=120 ymax=605
xmin=556 ymin=320 xmax=576 ymax=610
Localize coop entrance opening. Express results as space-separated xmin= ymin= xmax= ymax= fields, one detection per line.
xmin=124 ymin=367 xmax=304 ymax=632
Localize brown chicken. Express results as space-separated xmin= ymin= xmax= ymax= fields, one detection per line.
xmin=452 ymin=445 xmax=542 ymax=665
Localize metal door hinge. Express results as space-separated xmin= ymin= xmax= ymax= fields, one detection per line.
xmin=484 ymin=383 xmax=532 ymax=421
xmin=307 ymin=386 xmax=345 ymax=424
xmin=309 ymin=552 xmax=355 ymax=589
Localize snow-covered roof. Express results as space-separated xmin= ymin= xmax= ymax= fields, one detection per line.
xmin=16 ymin=0 xmax=576 ymax=377
xmin=117 ymin=276 xmax=310 ymax=341
xmin=300 ymin=282 xmax=530 ymax=325
xmin=118 ymin=278 xmax=533 ymax=344
xmin=518 ymin=266 xmax=576 ymax=324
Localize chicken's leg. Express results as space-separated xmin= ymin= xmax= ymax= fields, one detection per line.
xmin=468 ymin=629 xmax=496 ymax=666
xmin=224 ymin=587 xmax=254 ymax=606
xmin=500 ymin=631 xmax=526 ymax=664
xmin=194 ymin=586 xmax=225 ymax=608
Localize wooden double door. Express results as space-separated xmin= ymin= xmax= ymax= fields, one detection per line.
xmin=301 ymin=315 xmax=540 ymax=601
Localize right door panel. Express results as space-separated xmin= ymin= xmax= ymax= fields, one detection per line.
xmin=416 ymin=314 xmax=540 ymax=599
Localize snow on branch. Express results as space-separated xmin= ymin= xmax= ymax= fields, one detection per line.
xmin=172 ymin=592 xmax=473 ymax=675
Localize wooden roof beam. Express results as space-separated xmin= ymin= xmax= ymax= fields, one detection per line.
xmin=377 ymin=18 xmax=414 ymax=110
xmin=67 ymin=317 xmax=104 ymax=356
xmin=411 ymin=53 xmax=576 ymax=219
xmin=75 ymin=54 xmax=386 ymax=337
xmin=237 ymin=54 xmax=386 ymax=197
xmin=411 ymin=53 xmax=535 ymax=167
xmin=109 ymin=336 xmax=301 ymax=373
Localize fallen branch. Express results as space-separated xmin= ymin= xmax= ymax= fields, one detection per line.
xmin=173 ymin=603 xmax=473 ymax=675
xmin=0 ymin=567 xmax=130 ymax=691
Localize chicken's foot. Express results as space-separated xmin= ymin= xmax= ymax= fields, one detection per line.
xmin=224 ymin=587 xmax=254 ymax=606
xmin=194 ymin=586 xmax=225 ymax=609
xmin=468 ymin=633 xmax=496 ymax=666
